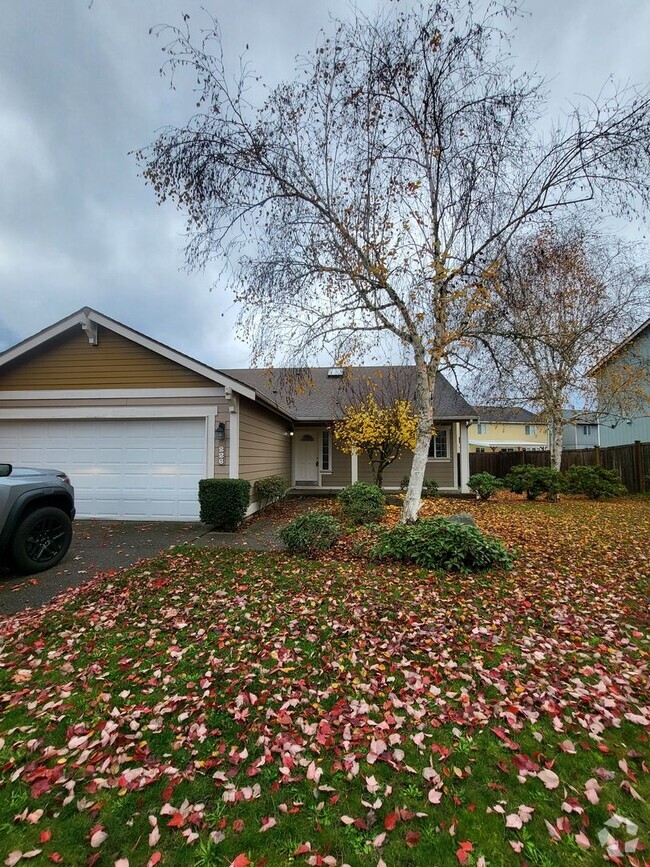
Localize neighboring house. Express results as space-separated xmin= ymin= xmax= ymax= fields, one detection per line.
xmin=469 ymin=406 xmax=548 ymax=452
xmin=589 ymin=316 xmax=650 ymax=447
xmin=0 ymin=308 xmax=476 ymax=521
xmin=562 ymin=409 xmax=601 ymax=450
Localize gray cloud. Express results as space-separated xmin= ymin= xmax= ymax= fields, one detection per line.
xmin=0 ymin=0 xmax=647 ymax=366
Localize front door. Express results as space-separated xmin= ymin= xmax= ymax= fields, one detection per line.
xmin=296 ymin=434 xmax=319 ymax=485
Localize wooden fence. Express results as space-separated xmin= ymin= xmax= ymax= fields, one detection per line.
xmin=469 ymin=441 xmax=649 ymax=493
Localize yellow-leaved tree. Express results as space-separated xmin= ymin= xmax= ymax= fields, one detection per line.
xmin=335 ymin=394 xmax=418 ymax=489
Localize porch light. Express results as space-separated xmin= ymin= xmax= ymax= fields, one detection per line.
xmin=216 ymin=422 xmax=226 ymax=440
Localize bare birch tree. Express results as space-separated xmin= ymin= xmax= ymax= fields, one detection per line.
xmin=472 ymin=222 xmax=649 ymax=469
xmin=138 ymin=1 xmax=650 ymax=521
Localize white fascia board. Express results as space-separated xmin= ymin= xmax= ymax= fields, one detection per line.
xmin=0 ymin=405 xmax=219 ymax=420
xmin=0 ymin=309 xmax=91 ymax=365
xmin=0 ymin=387 xmax=224 ymax=400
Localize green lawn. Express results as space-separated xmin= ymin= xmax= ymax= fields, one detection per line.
xmin=1 ymin=497 xmax=648 ymax=866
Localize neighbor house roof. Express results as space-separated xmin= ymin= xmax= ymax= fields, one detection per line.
xmin=473 ymin=405 xmax=539 ymax=424
xmin=588 ymin=316 xmax=650 ymax=375
xmin=222 ymin=366 xmax=476 ymax=422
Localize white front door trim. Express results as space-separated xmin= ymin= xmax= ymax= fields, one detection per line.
xmin=295 ymin=432 xmax=319 ymax=484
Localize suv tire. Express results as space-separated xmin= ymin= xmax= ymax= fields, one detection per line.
xmin=10 ymin=507 xmax=73 ymax=573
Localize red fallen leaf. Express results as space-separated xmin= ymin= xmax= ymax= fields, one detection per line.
xmin=294 ymin=843 xmax=311 ymax=855
xmin=31 ymin=779 xmax=52 ymax=798
xmin=167 ymin=812 xmax=185 ymax=829
xmin=233 ymin=818 xmax=245 ymax=832
xmin=40 ymin=830 xmax=52 ymax=843
xmin=49 ymin=856 xmax=64 ymax=864
xmin=405 ymin=830 xmax=421 ymax=847
xmin=147 ymin=855 xmax=162 ymax=867
xmin=230 ymin=856 xmax=251 ymax=867
xmin=456 ymin=841 xmax=473 ymax=864
xmin=161 ymin=785 xmax=174 ymax=802
xmin=597 ymin=744 xmax=610 ymax=754
xmin=329 ymin=795 xmax=339 ymax=806
xmin=384 ymin=811 xmax=399 ymax=831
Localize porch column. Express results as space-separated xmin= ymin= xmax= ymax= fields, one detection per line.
xmin=351 ymin=449 xmax=358 ymax=483
xmin=459 ymin=422 xmax=470 ymax=493
xmin=228 ymin=394 xmax=239 ymax=478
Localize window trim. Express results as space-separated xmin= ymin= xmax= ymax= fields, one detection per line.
xmin=525 ymin=424 xmax=537 ymax=436
xmin=321 ymin=428 xmax=331 ymax=473
xmin=476 ymin=422 xmax=488 ymax=434
xmin=428 ymin=427 xmax=450 ymax=461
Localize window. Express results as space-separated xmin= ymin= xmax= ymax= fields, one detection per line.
xmin=321 ymin=429 xmax=331 ymax=472
xmin=582 ymin=425 xmax=593 ymax=436
xmin=477 ymin=422 xmax=488 ymax=434
xmin=525 ymin=424 xmax=537 ymax=436
xmin=476 ymin=447 xmax=486 ymax=454
xmin=428 ymin=429 xmax=448 ymax=459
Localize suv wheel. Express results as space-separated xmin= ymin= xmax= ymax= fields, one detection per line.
xmin=11 ymin=507 xmax=73 ymax=573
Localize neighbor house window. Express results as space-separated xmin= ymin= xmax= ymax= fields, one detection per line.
xmin=525 ymin=424 xmax=537 ymax=435
xmin=477 ymin=422 xmax=488 ymax=434
xmin=428 ymin=429 xmax=448 ymax=459
xmin=582 ymin=425 xmax=593 ymax=436
xmin=476 ymin=447 xmax=486 ymax=453
xmin=321 ymin=429 xmax=331 ymax=472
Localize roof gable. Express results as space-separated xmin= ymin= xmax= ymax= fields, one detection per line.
xmin=0 ymin=308 xmax=255 ymax=398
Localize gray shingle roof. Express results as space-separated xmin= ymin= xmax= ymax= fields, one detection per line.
xmin=473 ymin=405 xmax=538 ymax=424
xmin=221 ymin=366 xmax=475 ymax=422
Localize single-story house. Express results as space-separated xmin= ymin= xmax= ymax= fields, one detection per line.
xmin=469 ymin=406 xmax=549 ymax=452
xmin=0 ymin=308 xmax=475 ymax=520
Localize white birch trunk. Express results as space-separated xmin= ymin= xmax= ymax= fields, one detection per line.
xmin=402 ymin=359 xmax=435 ymax=524
xmin=550 ymin=414 xmax=564 ymax=472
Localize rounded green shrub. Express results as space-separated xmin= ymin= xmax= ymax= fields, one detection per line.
xmin=337 ymin=481 xmax=385 ymax=524
xmin=564 ymin=465 xmax=627 ymax=499
xmin=504 ymin=465 xmax=564 ymax=500
xmin=279 ymin=512 xmax=341 ymax=554
xmin=399 ymin=476 xmax=439 ymax=498
xmin=468 ymin=472 xmax=503 ymax=500
xmin=372 ymin=517 xmax=514 ymax=572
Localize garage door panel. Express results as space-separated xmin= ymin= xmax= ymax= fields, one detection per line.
xmin=0 ymin=418 xmax=207 ymax=520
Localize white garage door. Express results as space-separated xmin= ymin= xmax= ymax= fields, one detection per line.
xmin=0 ymin=418 xmax=207 ymax=520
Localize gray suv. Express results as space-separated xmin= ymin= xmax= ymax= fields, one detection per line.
xmin=0 ymin=463 xmax=75 ymax=573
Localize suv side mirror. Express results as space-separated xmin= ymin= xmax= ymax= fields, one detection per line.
xmin=0 ymin=464 xmax=12 ymax=477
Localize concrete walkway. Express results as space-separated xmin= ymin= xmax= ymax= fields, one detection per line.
xmin=0 ymin=510 xmax=287 ymax=618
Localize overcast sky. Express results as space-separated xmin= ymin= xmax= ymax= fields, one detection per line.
xmin=1 ymin=0 xmax=648 ymax=367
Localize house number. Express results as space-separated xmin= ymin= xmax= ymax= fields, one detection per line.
xmin=218 ymin=446 xmax=225 ymax=465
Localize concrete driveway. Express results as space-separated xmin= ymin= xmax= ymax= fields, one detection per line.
xmin=0 ymin=506 xmax=290 ymax=618
xmin=0 ymin=519 xmax=206 ymax=618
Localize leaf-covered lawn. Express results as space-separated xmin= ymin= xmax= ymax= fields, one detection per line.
xmin=1 ymin=497 xmax=648 ymax=867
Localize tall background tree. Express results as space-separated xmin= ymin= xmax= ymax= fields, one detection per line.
xmin=472 ymin=222 xmax=648 ymax=469
xmin=139 ymin=1 xmax=650 ymax=521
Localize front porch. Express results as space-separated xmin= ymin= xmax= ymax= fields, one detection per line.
xmin=291 ymin=420 xmax=471 ymax=494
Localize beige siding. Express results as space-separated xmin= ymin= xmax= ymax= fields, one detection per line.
xmin=0 ymin=326 xmax=216 ymax=390
xmin=238 ymin=397 xmax=291 ymax=486
xmin=357 ymin=450 xmax=455 ymax=488
xmin=323 ymin=438 xmax=352 ymax=488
